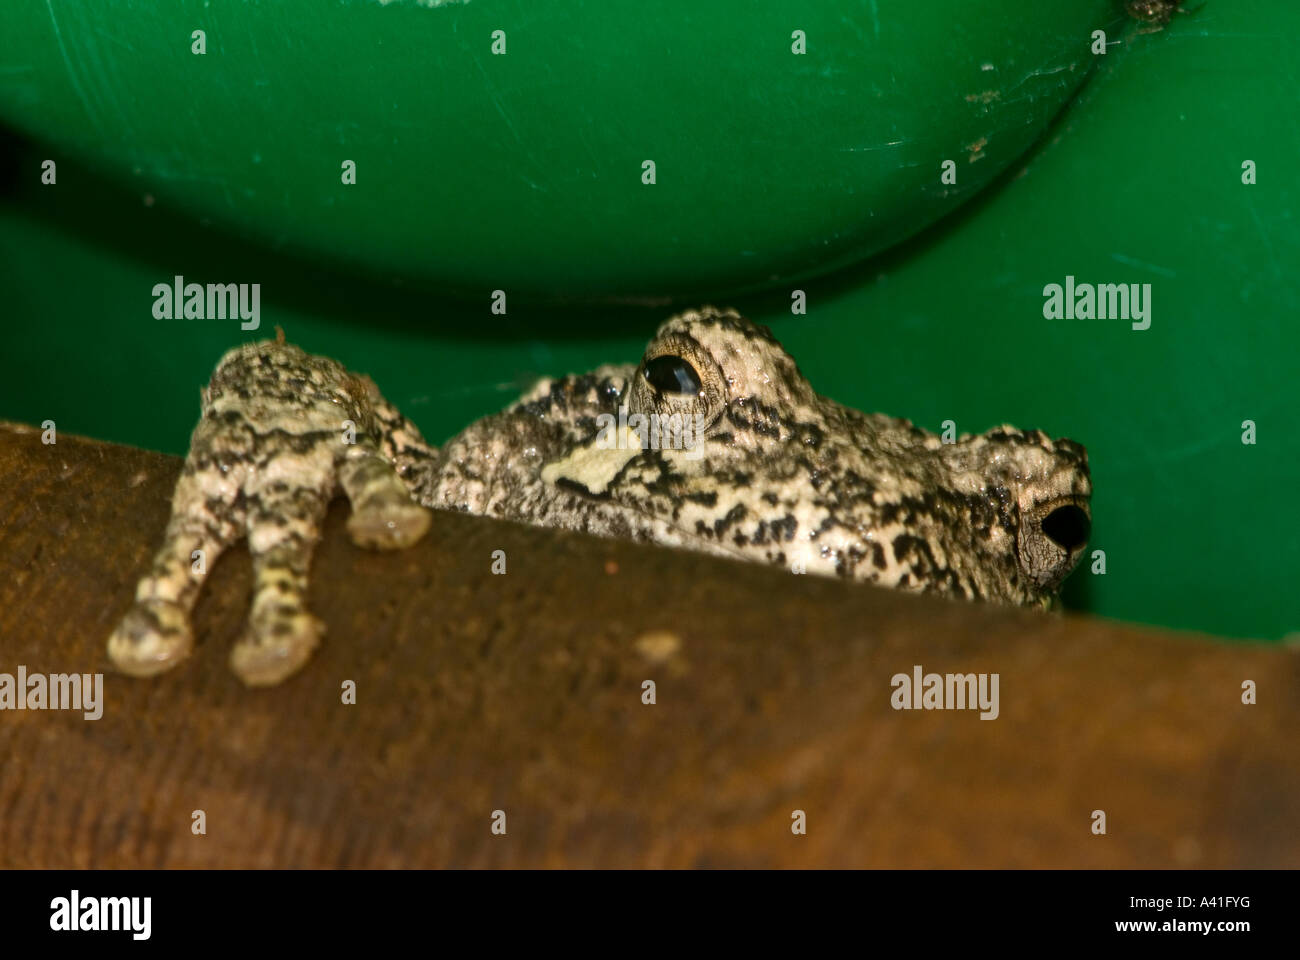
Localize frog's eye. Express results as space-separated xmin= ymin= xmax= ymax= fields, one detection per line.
xmin=643 ymin=355 xmax=702 ymax=396
xmin=629 ymin=334 xmax=726 ymax=433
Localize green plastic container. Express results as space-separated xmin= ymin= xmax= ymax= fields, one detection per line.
xmin=0 ymin=0 xmax=1112 ymax=298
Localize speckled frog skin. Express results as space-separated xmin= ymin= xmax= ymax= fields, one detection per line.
xmin=108 ymin=307 xmax=1092 ymax=686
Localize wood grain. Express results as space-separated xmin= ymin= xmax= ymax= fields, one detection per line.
xmin=0 ymin=422 xmax=1296 ymax=867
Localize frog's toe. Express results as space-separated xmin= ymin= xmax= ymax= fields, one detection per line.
xmin=340 ymin=453 xmax=432 ymax=550
xmin=229 ymin=605 xmax=324 ymax=687
xmin=346 ymin=498 xmax=432 ymax=550
xmin=107 ymin=599 xmax=194 ymax=677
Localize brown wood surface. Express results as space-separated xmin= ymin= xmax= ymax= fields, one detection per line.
xmin=0 ymin=421 xmax=1296 ymax=868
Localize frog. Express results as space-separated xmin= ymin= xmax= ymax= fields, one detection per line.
xmin=107 ymin=306 xmax=1092 ymax=687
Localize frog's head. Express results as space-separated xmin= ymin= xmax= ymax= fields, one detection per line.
xmin=932 ymin=426 xmax=1093 ymax=604
xmin=562 ymin=307 xmax=1090 ymax=606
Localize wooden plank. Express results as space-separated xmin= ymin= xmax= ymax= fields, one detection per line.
xmin=0 ymin=422 xmax=1296 ymax=867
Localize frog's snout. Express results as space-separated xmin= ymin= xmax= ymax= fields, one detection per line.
xmin=1018 ymin=495 xmax=1091 ymax=592
xmin=1040 ymin=502 xmax=1091 ymax=552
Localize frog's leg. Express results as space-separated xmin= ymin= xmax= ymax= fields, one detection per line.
xmin=227 ymin=466 xmax=333 ymax=686
xmin=108 ymin=338 xmax=436 ymax=686
xmin=106 ymin=419 xmax=249 ymax=679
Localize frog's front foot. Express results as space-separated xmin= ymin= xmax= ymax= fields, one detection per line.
xmin=107 ymin=448 xmax=430 ymax=687
xmin=106 ymin=338 xmax=434 ymax=687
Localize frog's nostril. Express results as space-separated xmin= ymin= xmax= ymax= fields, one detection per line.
xmin=1041 ymin=505 xmax=1090 ymax=551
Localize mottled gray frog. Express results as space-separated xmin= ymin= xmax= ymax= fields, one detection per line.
xmin=108 ymin=307 xmax=1091 ymax=686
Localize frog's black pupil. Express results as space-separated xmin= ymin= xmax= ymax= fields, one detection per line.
xmin=644 ymin=355 xmax=702 ymax=395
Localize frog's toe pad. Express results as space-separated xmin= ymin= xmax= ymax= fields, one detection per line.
xmin=229 ymin=606 xmax=324 ymax=687
xmin=107 ymin=599 xmax=194 ymax=677
xmin=347 ymin=496 xmax=432 ymax=550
